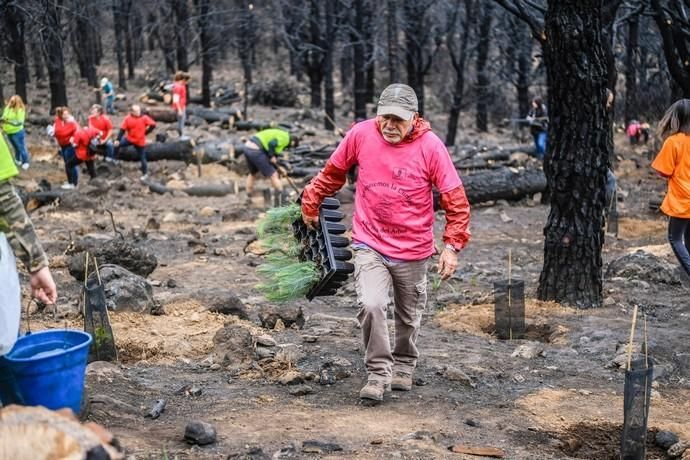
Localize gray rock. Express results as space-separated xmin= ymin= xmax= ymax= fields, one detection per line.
xmin=197 ymin=289 xmax=249 ymax=320
xmin=656 ymin=430 xmax=680 ymax=450
xmin=301 ymin=440 xmax=343 ymax=454
xmin=318 ymin=357 xmax=353 ymax=385
xmin=511 ymin=341 xmax=545 ymax=359
xmin=288 ymin=385 xmax=313 ymax=396
xmin=272 ymin=444 xmax=298 ymax=459
xmin=255 ymin=346 xmax=276 ymax=360
xmin=184 ymin=420 xmax=217 ymax=445
xmin=278 ymin=371 xmax=304 ymax=386
xmin=211 ymin=324 xmax=254 ymax=368
xmin=442 ymin=366 xmax=476 ymax=388
xmin=255 ymin=335 xmax=277 ymax=347
xmin=98 ymin=264 xmax=156 ymax=312
xmin=605 ymin=250 xmax=681 ymax=285
xmin=674 ymin=352 xmax=690 ymax=378
xmin=227 ymin=447 xmax=271 ymax=460
xmin=68 ymin=238 xmax=158 ymax=280
xmin=259 ymin=305 xmax=305 ymax=329
xmin=668 ymin=441 xmax=689 ymax=458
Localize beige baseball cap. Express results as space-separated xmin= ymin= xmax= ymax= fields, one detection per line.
xmin=376 ymin=83 xmax=418 ymax=121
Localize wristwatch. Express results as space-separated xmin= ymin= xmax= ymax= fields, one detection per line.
xmin=444 ymin=243 xmax=459 ymax=253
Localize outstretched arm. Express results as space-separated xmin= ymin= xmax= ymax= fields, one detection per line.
xmin=301 ymin=161 xmax=348 ymax=229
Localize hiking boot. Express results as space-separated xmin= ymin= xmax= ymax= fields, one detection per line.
xmin=359 ymin=380 xmax=387 ymax=402
xmin=391 ymin=371 xmax=413 ymax=391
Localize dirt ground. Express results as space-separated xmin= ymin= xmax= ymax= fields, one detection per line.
xmin=12 ymin=73 xmax=689 ymax=459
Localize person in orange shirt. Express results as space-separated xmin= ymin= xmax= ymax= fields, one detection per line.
xmin=651 ymin=99 xmax=690 ymax=278
xmin=114 ymin=104 xmax=156 ymax=181
xmin=88 ymin=104 xmax=115 ymax=162
xmin=49 ymin=107 xmax=79 ymax=189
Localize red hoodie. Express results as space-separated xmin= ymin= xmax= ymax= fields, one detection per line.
xmin=53 ymin=116 xmax=78 ymax=147
xmin=72 ymin=127 xmax=101 ymax=160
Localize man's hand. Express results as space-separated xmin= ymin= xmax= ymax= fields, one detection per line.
xmin=301 ymin=211 xmax=319 ymax=230
xmin=30 ymin=266 xmax=58 ymax=305
xmin=437 ymin=247 xmax=458 ymax=280
xmin=270 ymin=156 xmax=277 ymax=165
xmin=113 ymin=140 xmax=120 ymax=147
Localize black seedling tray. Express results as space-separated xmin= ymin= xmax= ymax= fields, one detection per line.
xmin=292 ymin=196 xmax=354 ymax=300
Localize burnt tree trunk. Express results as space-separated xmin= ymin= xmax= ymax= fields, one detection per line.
xmin=475 ymin=2 xmax=493 ymax=132
xmin=113 ymin=1 xmax=127 ymax=89
xmin=123 ymin=0 xmax=135 ymax=79
xmin=73 ymin=0 xmax=99 ymax=88
xmin=323 ymin=0 xmax=336 ymax=130
xmin=538 ymin=0 xmax=612 ymax=308
xmin=173 ymin=0 xmax=190 ymax=71
xmin=352 ymin=0 xmax=367 ymax=120
xmin=363 ymin=3 xmax=375 ymax=103
xmin=40 ymin=0 xmax=68 ymax=109
xmin=31 ymin=40 xmax=46 ymax=82
xmin=446 ymin=0 xmax=474 ymax=146
xmin=462 ymin=168 xmax=546 ymax=204
xmin=305 ymin=0 xmax=324 ymax=108
xmin=196 ymin=0 xmax=213 ymax=107
xmin=3 ymin=3 xmax=29 ymax=101
xmin=386 ymin=0 xmax=399 ymax=83
xmin=514 ymin=18 xmax=532 ymax=118
xmin=624 ymin=15 xmax=639 ymax=123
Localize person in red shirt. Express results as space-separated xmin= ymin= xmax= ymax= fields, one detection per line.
xmin=65 ymin=126 xmax=100 ymax=185
xmin=88 ymin=104 xmax=115 ymax=162
xmin=171 ymin=71 xmax=190 ymax=138
xmin=115 ymin=104 xmax=156 ymax=180
xmin=49 ymin=107 xmax=79 ymax=189
xmin=301 ymin=84 xmax=471 ymax=404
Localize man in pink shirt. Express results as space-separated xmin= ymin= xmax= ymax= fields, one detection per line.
xmin=301 ymin=84 xmax=471 ymax=403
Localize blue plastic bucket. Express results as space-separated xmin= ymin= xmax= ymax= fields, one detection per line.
xmin=4 ymin=329 xmax=93 ymax=414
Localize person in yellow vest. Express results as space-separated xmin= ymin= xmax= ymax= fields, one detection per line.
xmin=0 ymin=132 xmax=57 ymax=405
xmin=243 ymin=128 xmax=297 ymax=206
xmin=1 ymin=96 xmax=30 ymax=170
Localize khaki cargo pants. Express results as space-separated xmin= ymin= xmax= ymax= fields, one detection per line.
xmin=354 ymin=247 xmax=428 ymax=383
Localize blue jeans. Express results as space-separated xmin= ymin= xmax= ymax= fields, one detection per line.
xmin=668 ymin=217 xmax=690 ymax=279
xmin=177 ymin=110 xmax=186 ymax=136
xmin=101 ymin=140 xmax=115 ymax=160
xmin=104 ymin=96 xmax=115 ymax=114
xmin=118 ymin=137 xmax=147 ymax=174
xmin=534 ymin=131 xmax=547 ymax=159
xmin=7 ymin=130 xmax=29 ymax=164
xmin=60 ymin=145 xmax=79 ymax=185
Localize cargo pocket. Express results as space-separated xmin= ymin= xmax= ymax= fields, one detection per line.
xmin=414 ymin=275 xmax=428 ymax=312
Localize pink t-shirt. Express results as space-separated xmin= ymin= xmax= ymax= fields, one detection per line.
xmin=331 ymin=119 xmax=461 ymax=260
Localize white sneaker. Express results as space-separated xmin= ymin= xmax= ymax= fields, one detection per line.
xmin=105 ymin=157 xmax=114 ymax=163
xmin=140 ymin=174 xmax=149 ymax=181
xmin=21 ymin=163 xmax=29 ymax=170
xmin=60 ymin=183 xmax=76 ymax=190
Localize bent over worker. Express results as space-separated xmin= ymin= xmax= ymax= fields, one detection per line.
xmin=301 ymin=83 xmax=471 ymax=404
xmin=243 ymin=128 xmax=296 ymax=206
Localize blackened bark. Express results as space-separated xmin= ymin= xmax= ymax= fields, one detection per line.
xmin=3 ymin=3 xmax=29 ymax=101
xmin=363 ymin=3 xmax=375 ymax=103
xmin=538 ymin=0 xmax=611 ymax=308
xmin=173 ymin=0 xmax=190 ymax=71
xmin=386 ymin=0 xmax=399 ymax=83
xmin=40 ymin=0 xmax=68 ymax=109
xmin=73 ymin=0 xmax=99 ymax=88
xmin=445 ymin=0 xmax=474 ymax=146
xmin=402 ymin=1 xmax=437 ymax=116
xmin=624 ymin=15 xmax=639 ymax=123
xmin=113 ymin=1 xmax=127 ymax=89
xmin=196 ymin=0 xmax=212 ymax=107
xmin=352 ymin=0 xmax=367 ymax=120
xmin=515 ymin=19 xmax=532 ymax=118
xmin=123 ymin=0 xmax=135 ymax=79
xmin=147 ymin=13 xmax=158 ymax=52
xmin=340 ymin=41 xmax=352 ymax=90
xmin=31 ymin=40 xmax=46 ymax=82
xmin=475 ymin=2 xmax=493 ymax=132
xmin=650 ymin=0 xmax=690 ymax=96
xmin=305 ymin=0 xmax=324 ymax=108
xmin=323 ymin=0 xmax=336 ymax=130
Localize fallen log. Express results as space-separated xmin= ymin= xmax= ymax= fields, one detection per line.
xmin=144 ymin=107 xmax=178 ymax=123
xmin=117 ymin=140 xmax=195 ymax=162
xmin=184 ymin=184 xmax=235 ymax=197
xmin=462 ymin=167 xmax=546 ymax=204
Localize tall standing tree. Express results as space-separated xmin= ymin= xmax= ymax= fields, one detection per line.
xmin=494 ymin=0 xmax=614 ymax=307
xmin=72 ymin=0 xmax=100 ymax=89
xmin=475 ymin=1 xmax=493 ymax=131
xmin=624 ymin=10 xmax=640 ymax=123
xmin=1 ymin=1 xmax=29 ymax=101
xmin=386 ymin=0 xmax=400 ymax=83
xmin=173 ymin=0 xmax=190 ymax=71
xmin=39 ymin=0 xmax=69 ymax=109
xmin=445 ymin=0 xmax=475 ymax=146
xmin=195 ymin=0 xmax=213 ymax=106
xmin=352 ymin=0 xmax=368 ymax=119
xmin=113 ymin=0 xmax=128 ymax=89
xmin=650 ymin=0 xmax=690 ymax=97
